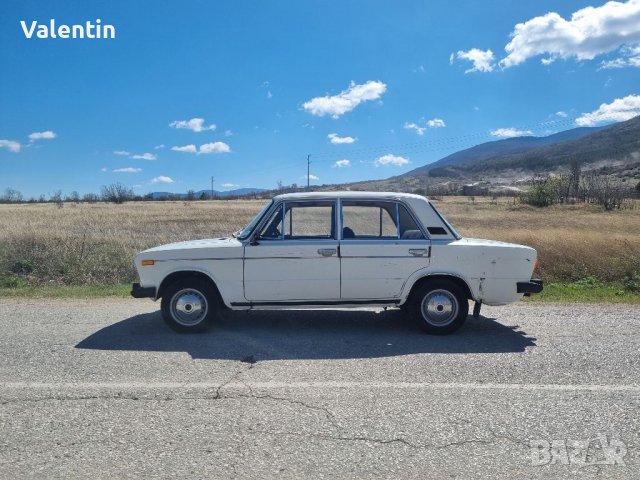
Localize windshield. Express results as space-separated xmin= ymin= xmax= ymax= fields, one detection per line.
xmin=236 ymin=200 xmax=274 ymax=240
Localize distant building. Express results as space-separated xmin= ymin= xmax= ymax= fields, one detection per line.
xmin=462 ymin=182 xmax=489 ymax=196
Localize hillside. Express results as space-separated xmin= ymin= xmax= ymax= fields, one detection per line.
xmin=334 ymin=116 xmax=640 ymax=192
xmin=404 ymin=126 xmax=602 ymax=176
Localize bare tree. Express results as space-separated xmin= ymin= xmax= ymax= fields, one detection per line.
xmin=1 ymin=188 xmax=23 ymax=203
xmin=50 ymin=190 xmax=64 ymax=207
xmin=82 ymin=193 xmax=99 ymax=203
xmin=100 ymin=183 xmax=134 ymax=204
xmin=68 ymin=191 xmax=81 ymax=204
xmin=569 ymin=159 xmax=581 ymax=199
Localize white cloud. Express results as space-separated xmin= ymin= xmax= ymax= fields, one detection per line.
xmin=490 ymin=128 xmax=534 ymax=138
xmin=113 ymin=167 xmax=142 ymax=173
xmin=449 ymin=52 xmax=455 ymax=65
xmin=267 ymin=91 xmax=273 ymax=99
xmin=575 ymin=94 xmax=640 ymax=126
xmin=171 ymin=142 xmax=231 ymax=154
xmin=152 ymin=176 xmax=174 ymax=184
xmin=28 ymin=131 xmax=56 ymax=141
xmin=169 ymin=118 xmax=216 ymax=132
xmin=404 ymin=122 xmax=426 ymax=136
xmin=113 ymin=150 xmax=130 ymax=156
xmin=456 ymin=49 xmax=495 ymax=73
xmin=224 ymin=130 xmax=233 ymax=137
xmin=302 ymin=80 xmax=387 ymax=118
xmin=499 ymin=0 xmax=640 ymax=68
xmin=427 ymin=118 xmax=446 ymax=128
xmin=334 ymin=159 xmax=351 ymax=168
xmin=154 ymin=144 xmax=165 ymax=150
xmin=375 ymin=154 xmax=410 ymax=167
xmin=328 ymin=133 xmax=356 ymax=144
xmin=599 ymin=45 xmax=640 ymax=69
xmin=0 ymin=139 xmax=21 ymax=153
xmin=199 ymin=142 xmax=231 ymax=154
xmin=556 ymin=111 xmax=568 ymax=117
xmin=301 ymin=174 xmax=320 ymax=180
xmin=132 ymin=152 xmax=157 ymax=160
xmin=171 ymin=144 xmax=197 ymax=153
xmin=222 ymin=183 xmax=238 ymax=188
xmin=100 ymin=167 xmax=108 ymax=172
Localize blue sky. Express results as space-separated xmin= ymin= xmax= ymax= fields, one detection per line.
xmin=1 ymin=0 xmax=639 ymax=197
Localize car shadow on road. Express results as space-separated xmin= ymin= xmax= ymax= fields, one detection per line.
xmin=76 ymin=308 xmax=536 ymax=360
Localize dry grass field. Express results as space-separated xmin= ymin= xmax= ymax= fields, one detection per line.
xmin=0 ymin=197 xmax=639 ymax=290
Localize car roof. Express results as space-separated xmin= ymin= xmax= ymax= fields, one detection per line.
xmin=272 ymin=191 xmax=430 ymax=202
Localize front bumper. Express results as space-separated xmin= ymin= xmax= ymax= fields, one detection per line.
xmin=131 ymin=283 xmax=156 ymax=299
xmin=517 ymin=279 xmax=544 ymax=295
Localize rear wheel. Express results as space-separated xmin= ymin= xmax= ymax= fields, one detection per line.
xmin=161 ymin=278 xmax=219 ymax=332
xmin=409 ymin=280 xmax=468 ymax=334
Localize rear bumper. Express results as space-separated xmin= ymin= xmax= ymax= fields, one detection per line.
xmin=517 ymin=279 xmax=544 ymax=295
xmin=131 ymin=283 xmax=156 ymax=299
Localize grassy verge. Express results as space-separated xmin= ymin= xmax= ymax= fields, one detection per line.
xmin=0 ymin=283 xmax=131 ymax=299
xmin=0 ymin=279 xmax=637 ymax=303
xmin=525 ymin=278 xmax=640 ymax=304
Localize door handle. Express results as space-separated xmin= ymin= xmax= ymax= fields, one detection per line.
xmin=317 ymin=248 xmax=337 ymax=257
xmin=408 ymin=249 xmax=427 ymax=256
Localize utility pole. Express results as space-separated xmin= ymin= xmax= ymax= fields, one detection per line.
xmin=210 ymin=176 xmax=215 ymax=200
xmin=307 ymin=155 xmax=311 ymax=190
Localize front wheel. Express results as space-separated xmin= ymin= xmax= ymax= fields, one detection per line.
xmin=161 ymin=278 xmax=219 ymax=333
xmin=408 ymin=280 xmax=468 ymax=334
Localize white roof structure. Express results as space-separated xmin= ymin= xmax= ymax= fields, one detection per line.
xmin=273 ymin=191 xmax=428 ymax=201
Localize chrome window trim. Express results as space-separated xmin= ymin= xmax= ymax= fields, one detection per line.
xmin=428 ymin=202 xmax=462 ymax=240
xmin=249 ymin=199 xmax=338 ymax=243
xmin=237 ymin=199 xmax=274 ymax=241
xmin=338 ymin=198 xmax=429 ymax=241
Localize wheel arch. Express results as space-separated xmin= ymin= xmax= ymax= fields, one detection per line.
xmin=157 ymin=270 xmax=226 ymax=308
xmin=404 ymin=273 xmax=474 ymax=304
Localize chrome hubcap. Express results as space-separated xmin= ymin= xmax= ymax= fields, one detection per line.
xmin=171 ymin=289 xmax=208 ymax=326
xmin=421 ymin=289 xmax=458 ymax=326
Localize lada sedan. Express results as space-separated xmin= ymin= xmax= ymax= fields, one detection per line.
xmin=132 ymin=192 xmax=542 ymax=334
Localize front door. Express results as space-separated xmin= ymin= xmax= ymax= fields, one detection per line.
xmin=243 ymin=200 xmax=340 ymax=301
xmin=339 ymin=200 xmax=431 ymax=299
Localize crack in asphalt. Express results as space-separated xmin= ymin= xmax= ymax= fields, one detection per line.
xmin=242 ymin=427 xmax=531 ymax=452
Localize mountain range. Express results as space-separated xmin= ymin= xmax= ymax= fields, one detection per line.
xmin=338 ymin=115 xmax=640 ymax=191
xmin=150 ymin=187 xmax=265 ymax=199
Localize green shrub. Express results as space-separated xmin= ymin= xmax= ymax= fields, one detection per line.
xmin=0 ymin=276 xmax=28 ymax=288
xmin=623 ymin=272 xmax=640 ymax=293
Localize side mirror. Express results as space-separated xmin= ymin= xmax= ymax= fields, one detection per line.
xmin=250 ymin=236 xmax=261 ymax=246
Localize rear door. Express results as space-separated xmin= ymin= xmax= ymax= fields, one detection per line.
xmin=339 ymin=200 xmax=431 ymax=300
xmin=243 ymin=200 xmax=340 ymax=301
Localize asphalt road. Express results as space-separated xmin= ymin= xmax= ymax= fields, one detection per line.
xmin=0 ymin=300 xmax=638 ymax=479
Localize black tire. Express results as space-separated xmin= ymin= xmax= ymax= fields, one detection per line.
xmin=160 ymin=277 xmax=219 ymax=333
xmin=408 ymin=279 xmax=468 ymax=334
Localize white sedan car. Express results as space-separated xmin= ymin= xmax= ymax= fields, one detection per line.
xmin=132 ymin=192 xmax=542 ymax=334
